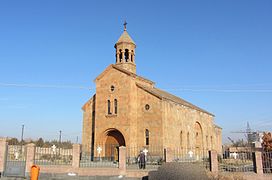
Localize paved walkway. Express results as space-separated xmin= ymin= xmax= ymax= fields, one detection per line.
xmin=0 ymin=176 xmax=142 ymax=180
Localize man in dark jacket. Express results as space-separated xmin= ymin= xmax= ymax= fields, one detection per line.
xmin=139 ymin=151 xmax=146 ymax=169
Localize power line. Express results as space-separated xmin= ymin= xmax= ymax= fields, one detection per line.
xmin=162 ymin=88 xmax=272 ymax=93
xmin=0 ymin=83 xmax=93 ymax=90
xmin=1 ymin=82 xmax=272 ymax=93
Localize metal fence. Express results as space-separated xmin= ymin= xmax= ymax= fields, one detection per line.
xmin=262 ymin=151 xmax=272 ymax=173
xmin=172 ymin=148 xmax=210 ymax=170
xmin=219 ymin=150 xmax=254 ymax=172
xmin=126 ymin=146 xmax=165 ymax=170
xmin=80 ymin=144 xmax=119 ymax=168
xmin=4 ymin=145 xmax=26 ymax=177
xmin=34 ymin=146 xmax=73 ymax=165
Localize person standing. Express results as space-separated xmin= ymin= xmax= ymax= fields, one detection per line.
xmin=139 ymin=151 xmax=146 ymax=169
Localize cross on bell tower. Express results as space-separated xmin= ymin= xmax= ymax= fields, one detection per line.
xmin=114 ymin=21 xmax=136 ymax=74
xmin=123 ymin=21 xmax=127 ymax=31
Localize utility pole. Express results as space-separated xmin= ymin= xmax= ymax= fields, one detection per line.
xmin=20 ymin=124 xmax=24 ymax=154
xmin=59 ymin=130 xmax=62 ymax=144
xmin=58 ymin=130 xmax=62 ymax=155
xmin=76 ymin=136 xmax=78 ymax=143
xmin=21 ymin=124 xmax=24 ymax=145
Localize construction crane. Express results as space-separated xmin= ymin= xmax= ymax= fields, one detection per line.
xmin=231 ymin=122 xmax=262 ymax=144
xmin=227 ymin=137 xmax=235 ymax=145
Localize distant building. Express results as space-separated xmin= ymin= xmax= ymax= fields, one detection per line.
xmin=82 ymin=24 xmax=222 ymax=158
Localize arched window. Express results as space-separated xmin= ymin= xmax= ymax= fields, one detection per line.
xmin=114 ymin=99 xmax=117 ymax=114
xmin=187 ymin=132 xmax=190 ymax=149
xmin=107 ymin=100 xmax=111 ymax=114
xmin=125 ymin=49 xmax=129 ymax=62
xmin=195 ymin=122 xmax=203 ymax=149
xmin=119 ymin=49 xmax=122 ymax=62
xmin=145 ymin=129 xmax=149 ymax=145
xmin=206 ymin=136 xmax=209 ymax=150
xmin=180 ymin=131 xmax=183 ymax=148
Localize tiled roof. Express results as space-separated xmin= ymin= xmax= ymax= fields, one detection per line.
xmin=82 ymin=95 xmax=95 ymax=111
xmin=112 ymin=65 xmax=154 ymax=85
xmin=95 ymin=64 xmax=154 ymax=86
xmin=214 ymin=124 xmax=222 ymax=129
xmin=116 ymin=31 xmax=135 ymax=45
xmin=136 ymin=83 xmax=214 ymax=116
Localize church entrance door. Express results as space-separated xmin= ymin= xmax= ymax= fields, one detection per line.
xmin=104 ymin=129 xmax=125 ymax=162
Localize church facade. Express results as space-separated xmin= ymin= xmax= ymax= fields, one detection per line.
xmin=82 ymin=25 xmax=222 ymax=158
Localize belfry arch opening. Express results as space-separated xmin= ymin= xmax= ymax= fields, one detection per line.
xmin=125 ymin=49 xmax=129 ymax=62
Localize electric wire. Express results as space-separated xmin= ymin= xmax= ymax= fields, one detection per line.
xmin=1 ymin=82 xmax=272 ymax=93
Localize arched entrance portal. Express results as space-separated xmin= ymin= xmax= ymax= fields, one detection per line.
xmin=104 ymin=129 xmax=125 ymax=161
xmin=195 ymin=122 xmax=203 ymax=159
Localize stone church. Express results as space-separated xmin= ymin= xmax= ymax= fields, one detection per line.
xmin=82 ymin=24 xmax=222 ymax=158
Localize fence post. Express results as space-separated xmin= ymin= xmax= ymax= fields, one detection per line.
xmin=0 ymin=138 xmax=8 ymax=177
xmin=165 ymin=148 xmax=174 ymax=162
xmin=119 ymin=146 xmax=126 ymax=175
xmin=253 ymin=151 xmax=263 ymax=174
xmin=72 ymin=144 xmax=81 ymax=168
xmin=25 ymin=143 xmax=36 ymax=174
xmin=209 ymin=150 xmax=218 ymax=173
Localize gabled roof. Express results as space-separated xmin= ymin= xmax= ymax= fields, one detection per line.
xmin=136 ymin=83 xmax=214 ymax=116
xmin=82 ymin=95 xmax=95 ymax=111
xmin=94 ymin=64 xmax=155 ymax=86
xmin=116 ymin=30 xmax=135 ymax=45
xmin=214 ymin=124 xmax=222 ymax=129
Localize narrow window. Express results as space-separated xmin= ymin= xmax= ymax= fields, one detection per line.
xmin=187 ymin=132 xmax=190 ymax=149
xmin=107 ymin=100 xmax=111 ymax=114
xmin=206 ymin=136 xmax=209 ymax=150
xmin=131 ymin=50 xmax=134 ymax=62
xmin=125 ymin=49 xmax=129 ymax=62
xmin=114 ymin=99 xmax=117 ymax=114
xmin=180 ymin=131 xmax=183 ymax=148
xmin=145 ymin=129 xmax=149 ymax=145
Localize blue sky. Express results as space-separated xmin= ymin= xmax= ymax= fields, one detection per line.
xmin=0 ymin=0 xmax=271 ymax=143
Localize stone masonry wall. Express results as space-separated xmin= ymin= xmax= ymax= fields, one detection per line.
xmin=136 ymin=86 xmax=163 ymax=147
xmin=94 ymin=68 xmax=132 ymax=147
xmin=162 ymin=100 xmax=218 ymax=151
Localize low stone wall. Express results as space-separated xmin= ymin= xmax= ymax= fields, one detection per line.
xmin=0 ymin=140 xmax=270 ymax=178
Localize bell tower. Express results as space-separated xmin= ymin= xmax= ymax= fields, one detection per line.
xmin=114 ymin=21 xmax=136 ymax=74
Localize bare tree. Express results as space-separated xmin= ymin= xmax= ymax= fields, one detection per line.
xmin=262 ymin=132 xmax=272 ymax=151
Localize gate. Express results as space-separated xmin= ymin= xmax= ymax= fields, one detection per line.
xmin=219 ymin=150 xmax=254 ymax=172
xmin=262 ymin=151 xmax=272 ymax=173
xmin=80 ymin=144 xmax=119 ymax=168
xmin=4 ymin=145 xmax=26 ymax=177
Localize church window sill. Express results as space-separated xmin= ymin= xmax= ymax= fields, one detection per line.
xmin=105 ymin=114 xmax=117 ymax=118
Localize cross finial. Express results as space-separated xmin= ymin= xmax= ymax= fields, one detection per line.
xmin=123 ymin=20 xmax=127 ymax=31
